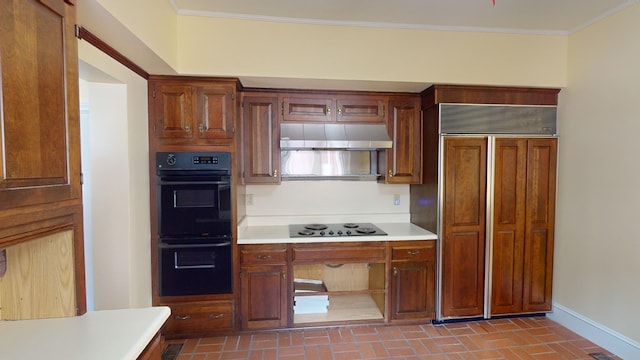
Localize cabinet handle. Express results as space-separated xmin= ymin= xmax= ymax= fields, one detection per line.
xmin=257 ymin=255 xmax=271 ymax=260
xmin=388 ymin=169 xmax=393 ymax=177
xmin=393 ymin=267 xmax=398 ymax=276
xmin=272 ymin=169 xmax=278 ymax=177
xmin=338 ymin=106 xmax=342 ymax=115
xmin=327 ymin=106 xmax=331 ymax=115
xmin=282 ymin=272 xmax=286 ymax=280
xmin=407 ymin=250 xmax=421 ymax=256
xmin=184 ymin=124 xmax=191 ymax=132
xmin=198 ymin=123 xmax=205 ymax=133
xmin=209 ymin=313 xmax=224 ymax=319
xmin=175 ymin=314 xmax=191 ymax=320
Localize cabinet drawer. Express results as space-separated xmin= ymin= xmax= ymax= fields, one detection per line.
xmin=391 ymin=241 xmax=436 ymax=261
xmin=293 ymin=243 xmax=386 ymax=263
xmin=240 ymin=244 xmax=287 ymax=265
xmin=162 ymin=301 xmax=233 ymax=336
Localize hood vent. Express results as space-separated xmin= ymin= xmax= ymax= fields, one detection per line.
xmin=280 ymin=123 xmax=392 ymax=150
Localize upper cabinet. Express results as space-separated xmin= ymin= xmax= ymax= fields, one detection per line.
xmin=281 ymin=93 xmax=386 ymax=123
xmin=0 ymin=0 xmax=81 ymax=210
xmin=379 ymin=95 xmax=422 ymax=184
xmin=241 ymin=93 xmax=281 ymax=184
xmin=148 ymin=76 xmax=239 ymax=146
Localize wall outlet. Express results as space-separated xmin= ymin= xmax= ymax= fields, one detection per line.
xmin=393 ymin=194 xmax=401 ymax=206
xmin=246 ymin=194 xmax=254 ymax=206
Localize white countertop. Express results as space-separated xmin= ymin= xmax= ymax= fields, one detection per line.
xmin=238 ymin=221 xmax=437 ymax=244
xmin=0 ymin=306 xmax=170 ymax=360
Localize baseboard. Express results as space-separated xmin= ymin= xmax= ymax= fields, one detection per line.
xmin=547 ymin=302 xmax=640 ymax=359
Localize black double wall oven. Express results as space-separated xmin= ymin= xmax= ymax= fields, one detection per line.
xmin=156 ymin=152 xmax=232 ymax=296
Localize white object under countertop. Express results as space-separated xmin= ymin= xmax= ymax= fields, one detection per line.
xmin=238 ymin=222 xmax=437 ymax=244
xmin=0 ymin=306 xmax=170 ymax=360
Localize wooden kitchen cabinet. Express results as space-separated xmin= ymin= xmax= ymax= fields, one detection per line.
xmin=380 ymin=95 xmax=422 ymax=184
xmin=149 ymin=77 xmax=237 ymax=144
xmin=239 ymin=244 xmax=288 ymax=329
xmin=389 ymin=241 xmax=436 ymax=321
xmin=0 ymin=0 xmax=86 ymax=315
xmin=491 ymin=138 xmax=556 ymax=315
xmin=281 ymin=93 xmax=387 ymax=123
xmin=241 ymin=93 xmax=281 ymax=183
xmin=441 ymin=137 xmax=488 ymax=319
xmin=160 ymin=300 xmax=234 ymax=337
xmin=0 ymin=0 xmax=82 ymax=210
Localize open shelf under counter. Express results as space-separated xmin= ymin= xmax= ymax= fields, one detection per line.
xmin=293 ymin=293 xmax=385 ymax=325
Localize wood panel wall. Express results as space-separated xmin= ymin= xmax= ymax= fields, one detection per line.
xmin=0 ymin=230 xmax=76 ymax=319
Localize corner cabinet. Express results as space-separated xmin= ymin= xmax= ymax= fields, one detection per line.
xmin=148 ymin=76 xmax=238 ymax=145
xmin=241 ymin=93 xmax=281 ymax=184
xmin=380 ymin=95 xmax=422 ymax=184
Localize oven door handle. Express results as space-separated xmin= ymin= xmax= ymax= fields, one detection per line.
xmin=158 ymin=180 xmax=230 ymax=186
xmin=159 ymin=241 xmax=231 ymax=249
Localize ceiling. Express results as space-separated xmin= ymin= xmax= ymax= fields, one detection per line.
xmin=171 ymin=0 xmax=638 ymax=35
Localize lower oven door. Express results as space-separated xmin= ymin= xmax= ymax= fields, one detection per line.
xmin=159 ymin=241 xmax=232 ymax=296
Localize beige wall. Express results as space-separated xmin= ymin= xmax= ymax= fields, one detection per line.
xmin=176 ymin=16 xmax=568 ymax=88
xmin=557 ymin=3 xmax=640 ymax=342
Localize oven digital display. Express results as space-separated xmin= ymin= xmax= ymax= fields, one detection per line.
xmin=193 ymin=156 xmax=218 ymax=164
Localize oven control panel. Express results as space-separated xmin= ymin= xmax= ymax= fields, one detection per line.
xmin=156 ymin=152 xmax=231 ymax=173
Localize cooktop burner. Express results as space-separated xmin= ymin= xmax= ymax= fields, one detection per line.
xmin=289 ymin=223 xmax=387 ymax=238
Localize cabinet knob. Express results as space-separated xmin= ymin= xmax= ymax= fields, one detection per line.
xmin=198 ymin=123 xmax=205 ymax=133
xmin=393 ymin=267 xmax=398 ymax=276
xmin=338 ymin=106 xmax=342 ymax=115
xmin=184 ymin=124 xmax=191 ymax=132
xmin=388 ymin=169 xmax=393 ymax=177
xmin=175 ymin=314 xmax=191 ymax=320
xmin=272 ymin=169 xmax=278 ymax=177
xmin=327 ymin=106 xmax=331 ymax=115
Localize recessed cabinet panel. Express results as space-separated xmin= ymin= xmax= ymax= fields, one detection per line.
xmin=242 ymin=95 xmax=280 ymax=184
xmin=198 ymin=85 xmax=234 ymax=139
xmin=0 ymin=0 xmax=81 ymax=209
xmin=282 ymin=97 xmax=333 ymax=122
xmin=442 ymin=137 xmax=487 ymax=318
xmin=155 ymin=85 xmax=194 ymax=138
xmin=336 ymin=98 xmax=386 ymax=123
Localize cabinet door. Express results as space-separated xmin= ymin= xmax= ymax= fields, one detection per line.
xmin=242 ymin=95 xmax=280 ymax=183
xmin=522 ymin=138 xmax=556 ymax=312
xmin=281 ymin=96 xmax=333 ymax=122
xmin=491 ymin=139 xmax=527 ymax=315
xmin=441 ymin=137 xmax=487 ymax=318
xmin=0 ymin=0 xmax=81 ymax=209
xmin=389 ymin=241 xmax=436 ymax=321
xmin=151 ymin=83 xmax=195 ymax=139
xmin=336 ymin=96 xmax=386 ymax=123
xmin=240 ymin=264 xmax=288 ymax=330
xmin=196 ymin=85 xmax=235 ymax=139
xmin=382 ymin=96 xmax=421 ymax=184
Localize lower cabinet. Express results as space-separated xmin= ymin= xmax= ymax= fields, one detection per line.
xmin=161 ymin=300 xmax=234 ymax=337
xmin=238 ymin=240 xmax=436 ymax=330
xmin=389 ymin=241 xmax=436 ymax=321
xmin=239 ymin=244 xmax=288 ymax=329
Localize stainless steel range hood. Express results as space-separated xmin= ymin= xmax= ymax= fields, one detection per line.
xmin=280 ymin=123 xmax=392 ymax=150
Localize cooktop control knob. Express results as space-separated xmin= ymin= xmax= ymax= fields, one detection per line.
xmin=337 ymin=231 xmax=343 ymax=235
xmin=346 ymin=230 xmax=352 ymax=235
xmin=328 ymin=231 xmax=334 ymax=235
xmin=319 ymin=231 xmax=325 ymax=236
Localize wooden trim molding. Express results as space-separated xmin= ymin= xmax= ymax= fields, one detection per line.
xmin=75 ymin=25 xmax=149 ymax=79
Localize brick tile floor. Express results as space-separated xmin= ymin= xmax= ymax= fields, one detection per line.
xmin=165 ymin=317 xmax=620 ymax=360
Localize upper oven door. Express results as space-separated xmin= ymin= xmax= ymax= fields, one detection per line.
xmin=158 ymin=176 xmax=231 ymax=238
